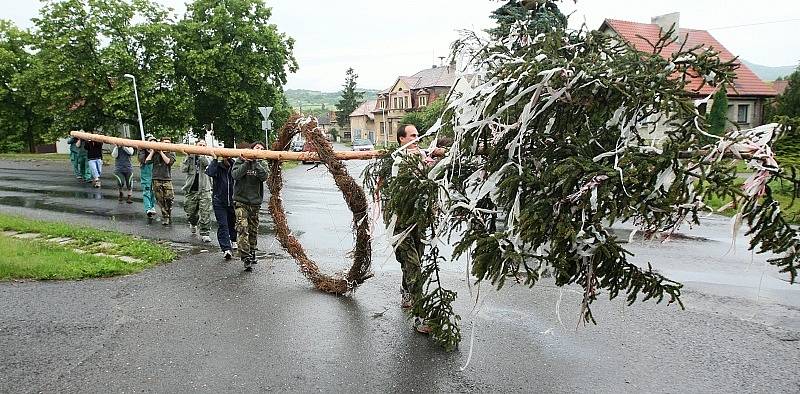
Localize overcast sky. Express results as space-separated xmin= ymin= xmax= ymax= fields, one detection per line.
xmin=2 ymin=0 xmax=798 ymax=91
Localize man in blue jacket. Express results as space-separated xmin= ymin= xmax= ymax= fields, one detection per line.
xmin=206 ymin=156 xmax=238 ymax=260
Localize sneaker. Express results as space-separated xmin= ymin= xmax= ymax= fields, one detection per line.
xmin=231 ymin=241 xmax=238 ymax=250
xmin=118 ymin=192 xmax=124 ymax=202
xmin=414 ymin=318 xmax=432 ymax=335
xmin=162 ymin=218 xmax=170 ymax=226
xmin=189 ymin=224 xmax=197 ymax=234
xmin=223 ymin=250 xmax=233 ymax=260
xmin=146 ymin=211 xmax=154 ymax=218
xmin=126 ymin=195 xmax=133 ymax=204
xmin=243 ymin=257 xmax=253 ymax=271
xmin=201 ymin=235 xmax=211 ymax=243
xmin=250 ymin=251 xmax=258 ymax=265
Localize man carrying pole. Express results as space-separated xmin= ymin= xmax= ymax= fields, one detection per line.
xmin=182 ymin=140 xmax=213 ymax=242
xmin=232 ymin=141 xmax=269 ymax=271
xmin=145 ymin=136 xmax=176 ymax=225
xmin=138 ymin=134 xmax=158 ymax=218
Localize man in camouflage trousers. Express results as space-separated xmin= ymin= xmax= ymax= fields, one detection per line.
xmin=232 ymin=141 xmax=269 ymax=271
xmin=390 ymin=124 xmax=445 ymax=335
xmin=182 ymin=140 xmax=213 ymax=242
xmin=145 ymin=136 xmax=177 ymax=225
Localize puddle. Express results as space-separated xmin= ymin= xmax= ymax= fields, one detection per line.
xmin=613 ymin=228 xmax=712 ymax=243
xmin=0 ymin=195 xmax=275 ymax=234
xmin=0 ymin=185 xmax=114 ymax=200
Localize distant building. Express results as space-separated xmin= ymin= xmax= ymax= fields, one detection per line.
xmin=349 ymin=100 xmax=377 ymax=142
xmin=349 ymin=65 xmax=461 ymax=145
xmin=600 ymin=13 xmax=777 ymax=139
xmin=771 ymin=80 xmax=789 ymax=96
xmin=317 ymin=113 xmax=331 ymax=131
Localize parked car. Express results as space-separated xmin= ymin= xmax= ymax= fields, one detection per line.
xmin=301 ymin=141 xmax=320 ymax=164
xmin=290 ymin=139 xmax=304 ymax=152
xmin=352 ymin=138 xmax=374 ymax=152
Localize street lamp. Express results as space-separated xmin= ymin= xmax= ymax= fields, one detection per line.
xmin=123 ymin=73 xmax=145 ymax=141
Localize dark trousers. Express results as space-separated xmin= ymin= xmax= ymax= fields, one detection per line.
xmin=213 ymin=204 xmax=238 ymax=252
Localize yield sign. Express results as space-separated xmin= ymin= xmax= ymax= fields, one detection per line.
xmin=258 ymin=106 xmax=273 ymax=120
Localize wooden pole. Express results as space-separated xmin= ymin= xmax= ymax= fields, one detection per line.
xmin=70 ymin=131 xmax=388 ymax=161
xmin=71 ymin=131 xmax=757 ymax=162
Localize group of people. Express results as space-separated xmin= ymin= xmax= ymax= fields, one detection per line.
xmin=67 ymin=137 xmax=105 ymax=188
xmin=68 ymin=134 xmax=269 ymax=271
xmin=68 ymin=125 xmax=441 ymax=333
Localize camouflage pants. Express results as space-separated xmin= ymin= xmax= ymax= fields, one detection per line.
xmin=234 ymin=202 xmax=260 ymax=259
xmin=184 ymin=191 xmax=212 ymax=235
xmin=153 ymin=180 xmax=174 ymax=223
xmin=394 ymin=226 xmax=424 ymax=298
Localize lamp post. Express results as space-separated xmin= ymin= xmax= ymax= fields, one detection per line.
xmin=123 ymin=74 xmax=145 ymax=141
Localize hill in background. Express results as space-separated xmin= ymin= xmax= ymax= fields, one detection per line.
xmin=285 ymin=89 xmax=380 ymax=116
xmin=742 ymin=59 xmax=796 ymax=81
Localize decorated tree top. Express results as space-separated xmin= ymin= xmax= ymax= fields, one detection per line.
xmin=366 ymin=0 xmax=798 ymax=349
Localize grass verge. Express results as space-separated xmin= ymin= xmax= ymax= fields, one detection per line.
xmin=282 ymin=161 xmax=300 ymax=170
xmin=0 ymin=153 xmax=71 ymax=161
xmin=704 ymin=178 xmax=800 ymax=223
xmin=0 ymin=213 xmax=176 ymax=280
xmin=0 ymin=236 xmax=150 ymax=280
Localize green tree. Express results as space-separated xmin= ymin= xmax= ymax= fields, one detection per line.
xmin=401 ymin=97 xmax=447 ymax=136
xmin=708 ymin=86 xmax=729 ymax=135
xmin=26 ymin=0 xmax=191 ymax=139
xmin=0 ymin=20 xmax=51 ymax=152
xmin=367 ymin=0 xmax=800 ymax=349
xmin=775 ymin=67 xmax=800 ymax=118
xmin=488 ymin=0 xmax=566 ymax=39
xmin=175 ymin=0 xmax=297 ymax=146
xmin=335 ymin=68 xmax=363 ymax=127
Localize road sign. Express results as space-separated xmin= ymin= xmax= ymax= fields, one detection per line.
xmin=258 ymin=106 xmax=273 ymax=120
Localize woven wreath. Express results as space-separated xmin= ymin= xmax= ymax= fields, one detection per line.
xmin=267 ymin=115 xmax=373 ymax=294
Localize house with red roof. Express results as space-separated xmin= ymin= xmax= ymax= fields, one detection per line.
xmin=771 ymin=80 xmax=789 ymax=96
xmin=600 ymin=13 xmax=777 ymax=138
xmin=349 ymin=65 xmax=459 ymax=144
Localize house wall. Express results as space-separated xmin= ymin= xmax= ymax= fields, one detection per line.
xmin=372 ymin=111 xmax=399 ymax=146
xmin=349 ymin=114 xmax=374 ymax=141
xmin=637 ymin=96 xmax=768 ymax=144
xmin=724 ymin=97 xmax=763 ymax=130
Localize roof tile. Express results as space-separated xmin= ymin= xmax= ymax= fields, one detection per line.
xmin=349 ymin=100 xmax=377 ymax=119
xmin=603 ymin=19 xmax=776 ymax=97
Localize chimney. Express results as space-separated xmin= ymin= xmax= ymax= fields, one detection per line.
xmin=651 ymin=12 xmax=681 ymax=42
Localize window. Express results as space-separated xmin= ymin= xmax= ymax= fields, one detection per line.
xmin=393 ymin=97 xmax=398 ymax=109
xmin=419 ymin=95 xmax=428 ymax=107
xmin=737 ymin=104 xmax=749 ymax=124
xmin=378 ymin=100 xmax=385 ymax=109
xmin=380 ymin=122 xmax=385 ymax=133
xmin=404 ymin=96 xmax=409 ymax=109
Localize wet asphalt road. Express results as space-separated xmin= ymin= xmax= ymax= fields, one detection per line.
xmin=0 ymin=150 xmax=798 ymax=393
